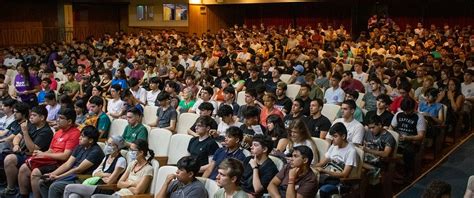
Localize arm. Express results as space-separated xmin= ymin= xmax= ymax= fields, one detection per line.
xmin=56 ymin=159 xmax=95 ymax=179
xmin=276 ymin=138 xmax=289 ymax=152
xmin=21 ymin=124 xmax=40 ymax=152
xmin=155 ymin=174 xmax=176 ymax=198
xmin=165 ymin=119 xmax=176 ymax=133
xmin=319 ymin=165 xmax=353 ymax=178
xmin=201 ymin=160 xmax=215 ymax=178
xmin=39 ymin=149 xmax=73 ymax=161
xmin=320 ymin=131 xmax=328 ymax=139
xmin=363 ymin=145 xmax=393 ymax=158
xmin=267 ymin=176 xmax=282 ymax=198
xmin=117 ymin=166 xmax=132 ymax=189
xmin=128 ymin=175 xmax=153 ymax=195
xmin=49 ymin=156 xmax=76 ymax=177
xmin=101 ymin=165 xmax=126 ymax=184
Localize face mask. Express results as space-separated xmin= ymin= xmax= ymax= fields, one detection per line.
xmin=103 ymin=144 xmax=115 ymax=155
xmin=128 ymin=151 xmax=137 ymax=161
xmin=88 ymin=111 xmax=95 ymax=116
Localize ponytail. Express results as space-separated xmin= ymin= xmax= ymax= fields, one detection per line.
xmin=147 ymin=149 xmax=155 ymax=164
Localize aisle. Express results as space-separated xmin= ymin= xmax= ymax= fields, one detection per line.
xmin=397 ymin=134 xmax=474 ymax=197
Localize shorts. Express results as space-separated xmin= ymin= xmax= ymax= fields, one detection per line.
xmin=37 ymin=165 xmax=59 ymax=174
xmin=15 ymin=153 xmax=28 ymax=167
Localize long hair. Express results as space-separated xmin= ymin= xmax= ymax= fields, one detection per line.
xmin=133 ymin=139 xmax=155 ymax=164
xmin=267 ymin=114 xmax=287 ymax=140
xmin=288 ymin=119 xmax=319 ymax=163
xmin=17 ymin=62 xmax=31 ymax=87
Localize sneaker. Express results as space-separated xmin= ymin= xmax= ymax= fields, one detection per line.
xmin=1 ymin=187 xmax=17 ymax=197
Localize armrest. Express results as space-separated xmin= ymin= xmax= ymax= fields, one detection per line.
xmin=155 ymin=156 xmax=168 ymax=167
xmin=97 ymin=184 xmax=120 ymax=191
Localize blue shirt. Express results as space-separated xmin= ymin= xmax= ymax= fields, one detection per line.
xmin=111 ymin=79 xmax=128 ymax=89
xmin=419 ymin=102 xmax=443 ymax=118
xmin=209 ymin=147 xmax=247 ymax=180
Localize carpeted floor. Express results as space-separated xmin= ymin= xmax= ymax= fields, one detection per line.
xmin=397 ymin=134 xmax=474 ymax=197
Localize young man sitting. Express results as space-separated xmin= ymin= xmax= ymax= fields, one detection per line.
xmin=156 ymin=156 xmax=208 ymax=198
xmin=267 ymin=145 xmax=318 ymax=198
xmin=122 ymin=107 xmax=148 ymax=147
xmin=151 ymin=92 xmax=177 ymax=133
xmin=203 ymin=126 xmax=247 ymax=180
xmin=215 ymin=158 xmax=248 ymax=198
xmin=187 ymin=116 xmax=219 ymax=173
xmin=241 ymin=134 xmax=279 ymax=197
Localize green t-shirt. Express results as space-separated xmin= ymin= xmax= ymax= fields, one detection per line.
xmin=96 ymin=112 xmax=111 ymax=138
xmin=122 ymin=123 xmax=148 ymax=143
xmin=64 ymin=81 xmax=80 ymax=94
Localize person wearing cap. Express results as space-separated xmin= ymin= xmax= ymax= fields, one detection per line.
xmin=1 ymin=105 xmax=53 ymax=196
xmin=38 ymin=125 xmax=105 ymax=198
xmin=289 ymin=64 xmax=306 ymax=85
xmin=63 ymin=135 xmax=127 ymax=198
xmin=151 ymin=92 xmax=177 ymax=133
xmin=244 ymin=66 xmax=265 ymax=92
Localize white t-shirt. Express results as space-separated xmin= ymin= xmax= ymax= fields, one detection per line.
xmin=146 ymin=90 xmax=161 ymax=106
xmin=352 ymin=72 xmax=369 ymax=84
xmin=325 ymin=142 xmax=358 ymax=175
xmin=108 ymin=99 xmax=125 ymax=115
xmin=92 ymin=155 xmax=127 ymax=176
xmin=329 ymin=118 xmax=365 ymax=145
xmin=46 ymin=104 xmax=61 ymax=122
xmin=131 ymin=87 xmax=147 ymax=104
xmin=116 ymin=160 xmax=154 ymax=196
xmin=462 ymin=82 xmax=474 ymax=99
xmin=217 ymin=121 xmax=243 ymax=137
xmin=324 ymin=87 xmax=345 ymax=105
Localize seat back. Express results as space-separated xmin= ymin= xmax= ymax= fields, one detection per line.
xmin=197 ymin=177 xmax=220 ymax=198
xmin=269 ymin=155 xmax=284 ymax=171
xmin=242 ymin=149 xmax=251 ymax=157
xmin=149 ymin=128 xmax=172 ymax=156
xmin=321 ymin=104 xmax=341 ymax=122
xmin=343 ymin=64 xmax=353 ymax=71
xmin=167 ymin=134 xmax=192 ymax=165
xmin=109 ymin=119 xmax=128 ymax=138
xmin=176 ymin=113 xmax=200 ymax=134
xmin=154 ymin=166 xmax=178 ymax=194
xmin=142 ymin=105 xmax=158 ymax=126
xmin=236 ymin=91 xmax=246 ymax=106
xmin=356 ymin=93 xmax=365 ymax=107
xmin=387 ymin=130 xmax=400 ymax=156
xmin=312 ymin=137 xmax=330 ymax=162
xmin=286 ymin=84 xmax=301 ymax=100
xmin=351 ymin=146 xmax=365 ymax=178
xmin=148 ymin=159 xmax=160 ymax=194
xmin=280 ymin=74 xmax=292 ymax=84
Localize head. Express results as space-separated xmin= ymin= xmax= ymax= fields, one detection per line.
xmin=88 ymin=96 xmax=104 ymax=114
xmin=426 ymin=88 xmax=439 ymax=103
xmin=400 ymin=97 xmax=417 ymax=114
xmin=126 ymin=107 xmax=143 ymax=126
xmin=422 ymin=180 xmax=451 ymax=198
xmin=289 ymin=118 xmax=311 ymax=143
xmin=243 ymin=106 xmax=260 ymax=126
xmin=57 ymin=108 xmax=77 ymax=129
xmin=376 ymin=94 xmax=392 ymax=110
xmin=216 ymin=158 xmax=244 ymax=188
xmin=195 ymin=115 xmax=214 ymax=136
xmin=331 ymin=73 xmax=342 ymax=87
xmin=217 ymin=105 xmax=234 ymax=123
xmin=103 ymin=135 xmax=126 ymax=155
xmin=44 ymin=92 xmax=57 ymax=106
xmin=79 ymin=126 xmax=100 ymax=146
xmin=244 ymin=88 xmax=258 ymax=104
xmin=366 ymin=116 xmax=385 ymax=136
xmin=128 ymin=139 xmax=155 ymax=163
xmin=341 ymin=100 xmax=356 ymax=119
xmin=224 ymin=126 xmax=243 ymax=149
xmin=276 ymin=82 xmax=287 ymax=97
xmin=266 ymin=114 xmax=285 ymax=133
xmin=263 ymin=93 xmax=276 ymax=109
xmin=13 ymin=102 xmax=30 ymax=121
xmin=199 ymin=86 xmax=214 ymax=101
xmin=29 ymin=105 xmax=48 ymax=126
xmin=250 ymin=134 xmax=274 ymax=157
xmin=2 ymin=98 xmax=16 ymax=115
xmin=156 ymin=92 xmax=171 ymax=107
xmin=328 ymin=122 xmax=348 ymax=146
xmin=291 ymin=99 xmax=304 ymax=115
xmin=223 ymin=86 xmax=236 ymax=102
xmin=299 ymin=83 xmax=311 ymax=98
xmin=290 ymin=145 xmax=313 ymax=169
xmin=198 ymin=102 xmax=214 ymax=116
xmin=369 ymin=78 xmax=382 ymax=92
xmin=310 ymin=98 xmax=324 ymax=115
xmin=175 ymin=156 xmax=200 ymax=184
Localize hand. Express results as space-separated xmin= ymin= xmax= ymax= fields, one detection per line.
xmin=33 ymin=150 xmax=44 ymax=157
xmin=21 ymin=121 xmax=28 ymax=133
xmin=399 ymin=135 xmax=406 ymax=141
xmin=249 ymin=155 xmax=258 ymax=168
xmin=49 ymin=174 xmax=58 ymax=180
xmin=165 ymin=173 xmax=177 ymax=183
xmin=288 ymin=167 xmax=300 ymax=180
xmin=18 ymin=91 xmax=26 ymax=96
xmin=447 ymin=91 xmax=454 ymax=100
xmin=12 ymin=145 xmax=20 ymax=152
xmin=209 ymin=129 xmax=218 ymax=137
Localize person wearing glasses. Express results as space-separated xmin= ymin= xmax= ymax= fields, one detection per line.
xmin=187 ymin=116 xmax=219 ymax=174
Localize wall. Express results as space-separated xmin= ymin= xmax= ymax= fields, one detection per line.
xmin=0 ymin=0 xmax=58 ymax=46
xmin=73 ymin=3 xmax=128 ymax=40
xmin=129 ymin=0 xmax=188 ymax=27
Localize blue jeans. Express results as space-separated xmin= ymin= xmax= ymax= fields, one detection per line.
xmin=319 ymin=184 xmax=339 ymax=198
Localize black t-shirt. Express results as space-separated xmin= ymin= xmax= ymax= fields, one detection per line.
xmin=187 ymin=136 xmax=219 ymax=167
xmin=72 ymin=144 xmax=105 ymax=174
xmin=20 ymin=124 xmax=54 ymax=152
xmin=244 ymin=78 xmax=265 ymax=90
xmin=217 ymin=56 xmax=230 ymax=67
xmin=265 ymin=79 xmax=281 ymax=94
xmin=241 ymin=156 xmax=279 ymax=195
xmin=275 ymin=96 xmax=292 ymax=114
xmin=283 ymin=113 xmax=306 ymax=129
xmin=259 ymin=72 xmax=272 ymax=83
xmin=306 ymin=115 xmax=332 ymax=138
xmin=300 ymin=97 xmax=311 ymax=116
xmin=364 ymin=110 xmax=394 ymax=127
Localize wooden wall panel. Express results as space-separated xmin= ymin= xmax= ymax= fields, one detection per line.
xmin=188 ymin=5 xmax=208 ymax=35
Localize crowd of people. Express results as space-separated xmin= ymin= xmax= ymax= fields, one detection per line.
xmin=0 ymin=13 xmax=473 ymax=197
